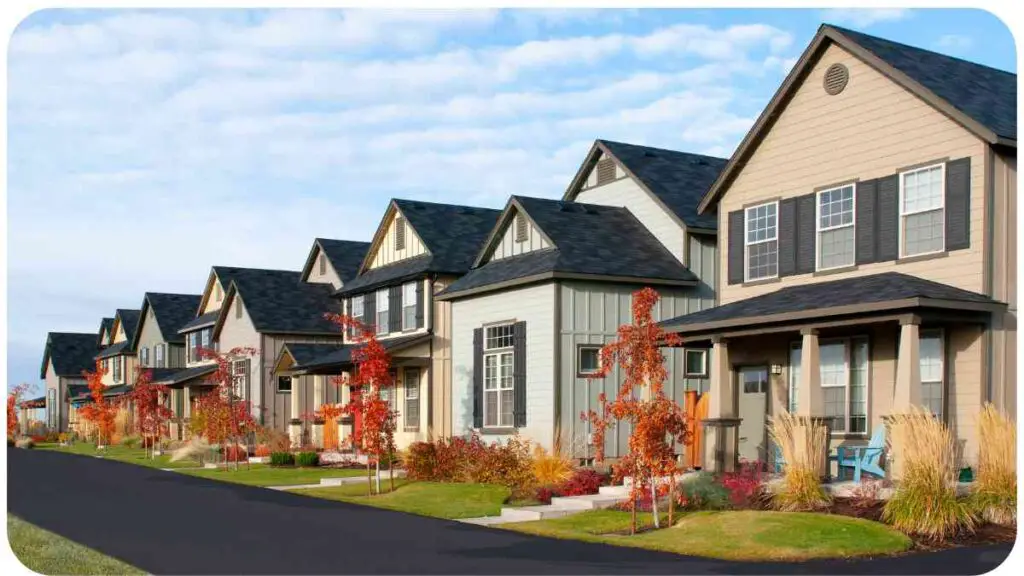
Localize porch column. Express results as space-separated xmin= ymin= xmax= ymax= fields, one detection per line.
xmin=311 ymin=375 xmax=325 ymax=449
xmin=796 ymin=328 xmax=823 ymax=417
xmin=703 ymin=337 xmax=740 ymax=473
xmin=893 ymin=316 xmax=922 ymax=411
xmin=339 ymin=371 xmax=352 ymax=449
xmin=289 ymin=375 xmax=302 ymax=447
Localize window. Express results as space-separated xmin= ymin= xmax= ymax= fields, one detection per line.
xmin=484 ymin=324 xmax=515 ymax=428
xmin=741 ymin=368 xmax=767 ymax=393
xmin=683 ymin=349 xmax=707 ymax=377
xmin=318 ymin=253 xmax=326 ymax=275
xmin=811 ymin=338 xmax=869 ymax=434
xmin=395 ymin=217 xmax=406 ymax=250
xmin=352 ymin=295 xmax=364 ymax=318
xmin=817 ymin=185 xmax=855 ymax=270
xmin=404 ymin=369 xmax=420 ymax=430
xmin=376 ymin=288 xmax=389 ymax=335
xmin=577 ymin=345 xmax=601 ymax=376
xmin=47 ymin=389 xmax=56 ymax=429
xmin=402 ymin=282 xmax=417 ymax=330
xmin=155 ymin=344 xmax=165 ymax=368
xmin=744 ymin=202 xmax=778 ymax=281
xmin=900 ymin=164 xmax=945 ymax=257
xmin=235 ymin=300 xmax=243 ymax=319
xmin=200 ymin=328 xmax=211 ymax=352
xmin=112 ymin=356 xmax=122 ymax=383
xmin=277 ymin=376 xmax=292 ymax=393
xmin=231 ymin=360 xmax=247 ymax=398
xmin=140 ymin=347 xmax=149 ymax=367
xmin=788 ymin=344 xmax=801 ymax=413
xmin=920 ymin=330 xmax=945 ymax=418
xmin=515 ymin=214 xmax=528 ymax=243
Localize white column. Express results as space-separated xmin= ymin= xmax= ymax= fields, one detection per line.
xmin=797 ymin=328 xmax=823 ymax=417
xmin=707 ymin=338 xmax=733 ymax=419
xmin=289 ymin=375 xmax=302 ymax=447
xmin=893 ymin=316 xmax=922 ymax=411
xmin=312 ymin=375 xmax=325 ymax=449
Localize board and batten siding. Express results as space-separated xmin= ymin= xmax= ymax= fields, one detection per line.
xmin=486 ymin=213 xmax=550 ymax=262
xmin=989 ymin=152 xmax=1016 ymax=417
xmin=558 ymin=281 xmax=712 ymax=459
xmin=719 ymin=42 xmax=987 ymax=304
xmin=451 ymin=282 xmax=557 ymax=450
xmin=431 ymin=276 xmax=454 ymax=439
xmin=369 ymin=210 xmax=428 ymax=269
xmin=262 ymin=334 xmax=346 ymax=431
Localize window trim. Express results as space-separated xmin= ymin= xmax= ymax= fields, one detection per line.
xmin=919 ymin=328 xmax=946 ymax=420
xmin=789 ymin=336 xmax=870 ymax=436
xmin=140 ymin=346 xmax=149 ymax=367
xmin=898 ymin=162 xmax=946 ymax=259
xmin=277 ymin=375 xmax=292 ymax=394
xmin=815 ymin=184 xmax=857 ymax=271
xmin=376 ymin=288 xmax=389 ymax=335
xmin=576 ymin=344 xmax=603 ymax=377
xmin=402 ymin=281 xmax=417 ymax=331
xmin=155 ymin=344 xmax=165 ymax=368
xmin=483 ymin=350 xmax=515 ymax=428
xmin=683 ymin=348 xmax=709 ymax=378
xmin=403 ymin=368 xmax=420 ymax=431
xmin=743 ymin=200 xmax=780 ymax=282
xmin=351 ymin=295 xmax=364 ymax=318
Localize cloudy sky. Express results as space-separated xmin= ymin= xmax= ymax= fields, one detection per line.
xmin=5 ymin=7 xmax=1016 ymax=388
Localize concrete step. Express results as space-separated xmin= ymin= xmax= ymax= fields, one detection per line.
xmin=318 ymin=469 xmax=406 ymax=486
xmin=598 ymin=484 xmax=629 ymax=497
xmin=550 ymin=493 xmax=623 ymax=510
xmin=499 ymin=505 xmax=581 ymax=521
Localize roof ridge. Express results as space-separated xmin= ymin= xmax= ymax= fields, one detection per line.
xmin=598 ymin=139 xmax=729 ymax=162
xmin=393 ymin=197 xmax=501 ymax=213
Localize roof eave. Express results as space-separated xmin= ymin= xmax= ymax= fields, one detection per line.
xmin=436 ymin=271 xmax=698 ymax=301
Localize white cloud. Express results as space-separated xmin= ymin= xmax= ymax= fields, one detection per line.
xmin=820 ymin=8 xmax=912 ymax=28
xmin=936 ymin=34 xmax=973 ymax=52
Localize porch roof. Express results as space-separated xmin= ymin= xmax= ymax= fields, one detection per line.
xmin=20 ymin=396 xmax=45 ymax=409
xmin=152 ymin=364 xmax=217 ymax=388
xmin=290 ymin=333 xmax=432 ymax=375
xmin=660 ymin=272 xmax=1004 ymax=337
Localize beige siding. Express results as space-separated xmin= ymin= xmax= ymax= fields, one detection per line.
xmin=431 ymin=276 xmax=453 ymax=439
xmin=262 ymin=334 xmax=345 ymax=432
xmin=392 ymin=366 xmax=430 ymax=447
xmin=217 ymin=295 xmax=262 ymax=419
xmin=990 ymin=152 xmax=1017 ymax=416
xmin=486 ymin=211 xmax=551 ymax=262
xmin=948 ymin=324 xmax=985 ymax=465
xmin=307 ymin=246 xmax=343 ymax=289
xmin=200 ymin=277 xmax=227 ymax=315
xmin=369 ymin=209 xmax=428 ymax=269
xmin=719 ymin=43 xmax=987 ymax=304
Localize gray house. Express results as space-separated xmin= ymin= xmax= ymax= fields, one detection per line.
xmin=40 ymin=332 xmax=98 ymax=432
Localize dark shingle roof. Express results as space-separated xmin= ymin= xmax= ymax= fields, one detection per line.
xmin=440 ymin=197 xmax=697 ymax=298
xmin=661 ymin=272 xmax=1001 ymax=332
xmin=282 ymin=343 xmax=347 ymax=367
xmin=115 ymin=309 xmax=142 ymax=345
xmin=316 ymin=239 xmax=371 ymax=284
xmin=98 ymin=318 xmax=114 ymax=346
xmin=832 ymin=25 xmax=1016 ymax=141
xmin=144 ymin=293 xmax=202 ymax=344
xmin=152 ymin=364 xmax=217 ymax=387
xmin=229 ymin=270 xmax=340 ymax=335
xmin=338 ymin=200 xmax=501 ymax=295
xmin=292 ymin=333 xmax=431 ymax=373
xmin=41 ymin=332 xmax=99 ymax=378
xmin=179 ymin=311 xmax=219 ymax=333
xmin=95 ymin=340 xmax=131 ymax=359
xmin=599 ymin=140 xmax=727 ymax=230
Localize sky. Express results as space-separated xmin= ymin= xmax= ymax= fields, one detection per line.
xmin=4 ymin=7 xmax=1017 ymax=389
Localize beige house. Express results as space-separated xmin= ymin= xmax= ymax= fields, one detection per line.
xmin=40 ymin=332 xmax=97 ymax=432
xmin=661 ymin=25 xmax=1015 ymax=476
xmin=93 ymin=309 xmax=142 ymax=392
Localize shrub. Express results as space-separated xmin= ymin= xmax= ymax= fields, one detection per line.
xmin=677 ymin=473 xmax=732 ymax=511
xmin=270 ymin=452 xmax=295 ymax=467
xmin=121 ymin=435 xmax=140 ymax=449
xmin=768 ymin=412 xmax=831 ymax=511
xmin=404 ymin=434 xmax=535 ymax=497
xmin=254 ymin=444 xmax=272 ymax=458
xmin=404 ymin=441 xmax=438 ymax=481
xmin=560 ymin=468 xmax=605 ymax=496
xmin=969 ymin=404 xmax=1016 ymax=526
xmin=720 ymin=460 xmax=766 ymax=508
xmin=534 ymin=485 xmax=563 ymax=504
xmin=15 ymin=438 xmax=35 ymax=449
xmin=883 ymin=407 xmax=975 ymax=540
xmin=466 ymin=435 xmax=536 ymax=498
xmin=532 ymin=445 xmax=573 ymax=486
xmin=296 ymin=451 xmax=320 ymax=467
xmin=223 ymin=444 xmax=248 ymax=462
xmin=44 ymin=431 xmax=61 ymax=443
xmin=848 ymin=479 xmax=889 ymax=509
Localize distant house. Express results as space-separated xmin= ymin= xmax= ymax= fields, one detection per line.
xmin=93 ymin=308 xmax=142 ymax=394
xmin=40 ymin=332 xmax=97 ymax=433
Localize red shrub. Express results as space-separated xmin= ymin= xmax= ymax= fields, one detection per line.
xmin=534 ymin=485 xmax=563 ymax=504
xmin=254 ymin=444 xmax=272 ymax=457
xmin=223 ymin=444 xmax=248 ymax=462
xmin=720 ymin=460 xmax=765 ymax=508
xmin=29 ymin=435 xmax=47 ymax=443
xmin=405 ymin=441 xmax=438 ymax=481
xmin=560 ymin=468 xmax=606 ymax=496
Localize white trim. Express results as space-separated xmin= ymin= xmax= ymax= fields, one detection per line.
xmin=375 ymin=288 xmax=389 ymax=335
xmin=898 ymin=162 xmax=946 ymax=258
xmin=815 ymin=184 xmax=857 ymax=271
xmin=743 ymin=200 xmax=780 ymax=282
xmin=577 ymin=344 xmax=602 ymax=376
xmin=402 ymin=281 xmax=417 ymax=331
xmin=683 ymin=348 xmax=708 ymax=378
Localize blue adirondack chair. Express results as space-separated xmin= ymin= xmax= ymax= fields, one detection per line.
xmin=835 ymin=427 xmax=886 ymax=482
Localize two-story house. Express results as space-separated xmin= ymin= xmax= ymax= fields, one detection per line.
xmin=286 ymin=199 xmax=501 ymax=449
xmin=660 ymin=25 xmax=1015 ymax=475
xmin=40 ymin=332 xmax=97 ymax=433
xmin=437 ymin=140 xmax=724 ymax=459
xmin=93 ymin=308 xmax=142 ymax=395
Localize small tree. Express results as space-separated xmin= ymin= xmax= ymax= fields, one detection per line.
xmin=79 ymin=360 xmax=118 ymax=448
xmin=7 ymin=382 xmax=35 ymax=440
xmin=125 ymin=367 xmax=174 ymax=458
xmin=195 ymin=346 xmax=259 ymax=470
xmin=583 ymin=287 xmax=689 ymax=533
xmin=326 ymin=313 xmax=397 ymax=496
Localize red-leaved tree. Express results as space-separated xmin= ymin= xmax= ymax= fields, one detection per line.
xmin=194 ymin=346 xmax=259 ymax=470
xmin=583 ymin=287 xmax=689 ymax=533
xmin=126 ymin=367 xmax=174 ymax=458
xmin=79 ymin=360 xmax=118 ymax=448
xmin=326 ymin=313 xmax=397 ymax=495
xmin=7 ymin=382 xmax=34 ymax=440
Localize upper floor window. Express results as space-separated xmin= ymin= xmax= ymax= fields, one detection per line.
xmin=376 ymin=288 xmax=389 ymax=335
xmin=187 ymin=332 xmax=198 ymax=363
xmin=402 ymin=282 xmax=417 ymax=330
xmin=817 ymin=184 xmax=855 ymax=270
xmin=577 ymin=345 xmax=601 ymax=377
xmin=155 ymin=344 xmax=165 ymax=368
xmin=900 ymin=164 xmax=945 ymax=257
xmin=140 ymin=346 xmax=149 ymax=367
xmin=744 ymin=202 xmax=778 ymax=281
xmin=352 ymin=295 xmax=364 ymax=318
xmin=112 ymin=356 xmax=122 ymax=383
xmin=201 ymin=328 xmax=211 ymax=351
xmin=395 ymin=217 xmax=407 ymax=250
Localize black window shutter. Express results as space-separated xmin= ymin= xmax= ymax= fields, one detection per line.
xmin=778 ymin=198 xmax=798 ymax=276
xmin=795 ymin=194 xmax=816 ymax=274
xmin=388 ymin=285 xmax=401 ymax=332
xmin=856 ymin=179 xmax=879 ymax=265
xmin=244 ymin=358 xmax=252 ymax=403
xmin=945 ymin=157 xmax=971 ymax=251
xmin=415 ymin=280 xmax=424 ymax=328
xmin=877 ymin=174 xmax=900 ymax=261
xmin=727 ymin=210 xmax=744 ymax=285
xmin=513 ymin=321 xmax=527 ymax=427
xmin=472 ymin=328 xmax=483 ymax=428
xmin=364 ymin=292 xmax=376 ymax=332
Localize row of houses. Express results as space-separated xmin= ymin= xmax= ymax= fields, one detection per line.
xmin=37 ymin=24 xmax=1016 ymax=473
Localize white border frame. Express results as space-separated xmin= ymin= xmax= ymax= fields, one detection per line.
xmin=815 ymin=184 xmax=857 ymax=271
xmin=743 ymin=200 xmax=780 ymax=282
xmin=898 ymin=162 xmax=946 ymax=259
xmin=682 ymin=348 xmax=708 ymax=378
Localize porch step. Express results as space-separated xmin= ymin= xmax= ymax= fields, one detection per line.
xmin=549 ymin=493 xmax=623 ymax=510
xmin=498 ymin=505 xmax=580 ymax=521
xmin=598 ymin=484 xmax=629 ymax=497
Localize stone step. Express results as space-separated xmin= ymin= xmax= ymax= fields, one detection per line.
xmin=598 ymin=484 xmax=629 ymax=497
xmin=319 ymin=469 xmax=406 ymax=486
xmin=498 ymin=505 xmax=580 ymax=521
xmin=550 ymin=493 xmax=623 ymax=510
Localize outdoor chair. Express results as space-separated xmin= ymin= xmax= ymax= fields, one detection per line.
xmin=834 ymin=427 xmax=886 ymax=482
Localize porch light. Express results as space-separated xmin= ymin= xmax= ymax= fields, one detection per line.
xmin=770 ymin=364 xmax=783 ymax=375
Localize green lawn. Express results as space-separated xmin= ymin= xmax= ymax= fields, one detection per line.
xmin=7 ymin=514 xmax=144 ymax=575
xmin=35 ymin=442 xmax=202 ymax=469
xmin=293 ymin=480 xmax=512 ymax=519
xmin=178 ymin=464 xmax=367 ymax=486
xmin=502 ymin=509 xmax=912 ymax=561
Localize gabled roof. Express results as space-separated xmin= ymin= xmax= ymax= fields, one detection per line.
xmin=562 ymin=139 xmax=727 ymax=231
xmin=215 ymin=269 xmax=340 ymax=336
xmin=699 ymin=23 xmax=1017 ymax=213
xmin=660 ymin=272 xmax=1004 ymax=335
xmin=97 ymin=318 xmax=114 ymax=346
xmin=178 ymin=310 xmax=220 ymax=334
xmin=194 ymin=266 xmax=276 ymax=316
xmin=339 ymin=199 xmax=501 ymax=296
xmin=151 ymin=364 xmax=217 ymax=388
xmin=275 ymin=342 xmax=347 ymax=372
xmin=132 ymin=293 xmax=202 ymax=348
xmin=95 ymin=340 xmax=131 ymax=360
xmin=290 ymin=333 xmax=432 ymax=375
xmin=40 ymin=332 xmax=98 ymax=379
xmin=437 ymin=196 xmax=699 ymax=300
xmin=300 ymin=239 xmax=371 ymax=285
xmin=112 ymin=309 xmax=142 ymax=349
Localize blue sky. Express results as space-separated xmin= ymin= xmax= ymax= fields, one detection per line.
xmin=5 ymin=8 xmax=1016 ymax=390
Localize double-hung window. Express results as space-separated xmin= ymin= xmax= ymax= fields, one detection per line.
xmin=483 ymin=324 xmax=515 ymax=428
xmin=404 ymin=369 xmax=420 ymax=430
xmin=817 ymin=185 xmax=855 ymax=270
xmin=900 ymin=164 xmax=945 ymax=257
xmin=112 ymin=356 xmax=122 ymax=383
xmin=744 ymin=202 xmax=778 ymax=281
xmin=376 ymin=289 xmax=389 ymax=335
xmin=352 ymin=296 xmax=364 ymax=318
xmin=140 ymin=347 xmax=149 ymax=367
xmin=402 ymin=282 xmax=417 ymax=330
xmin=200 ymin=329 xmax=211 ymax=355
xmin=790 ymin=338 xmax=868 ymax=433
xmin=231 ymin=360 xmax=247 ymax=398
xmin=920 ymin=330 xmax=945 ymax=419
xmin=155 ymin=344 xmax=165 ymax=368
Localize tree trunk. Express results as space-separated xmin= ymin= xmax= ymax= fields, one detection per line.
xmin=389 ymin=448 xmax=395 ymax=493
xmin=650 ymin=473 xmax=661 ymax=529
xmin=367 ymin=459 xmax=372 ymax=497
xmin=668 ymin=471 xmax=675 ymax=526
xmin=630 ymin=498 xmax=637 ymax=535
xmin=375 ymin=458 xmax=381 ymax=494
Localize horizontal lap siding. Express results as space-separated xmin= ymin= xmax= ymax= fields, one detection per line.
xmin=720 ymin=43 xmax=986 ymax=305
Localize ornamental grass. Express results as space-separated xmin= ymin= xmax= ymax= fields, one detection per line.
xmin=768 ymin=412 xmax=831 ymax=511
xmin=532 ymin=444 xmax=574 ymax=486
xmin=882 ymin=407 xmax=974 ymax=540
xmin=969 ymin=403 xmax=1016 ymax=525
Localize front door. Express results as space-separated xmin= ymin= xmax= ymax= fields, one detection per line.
xmin=737 ymin=367 xmax=769 ymax=464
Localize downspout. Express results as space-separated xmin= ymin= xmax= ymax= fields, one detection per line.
xmin=553 ymin=281 xmax=562 ymax=453
xmin=260 ymin=333 xmax=267 ymax=427
xmin=427 ymin=274 xmax=435 ymax=439
xmin=983 ymin=147 xmax=996 ymax=404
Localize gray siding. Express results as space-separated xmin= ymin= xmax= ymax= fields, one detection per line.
xmin=135 ymin=307 xmax=187 ymax=370
xmin=262 ymin=333 xmax=345 ymax=432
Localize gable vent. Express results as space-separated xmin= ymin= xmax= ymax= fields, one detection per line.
xmin=596 ymin=158 xmax=616 ymax=185
xmin=395 ymin=216 xmax=406 ymax=250
xmin=823 ymin=63 xmax=849 ymax=95
xmin=514 ymin=213 xmax=528 ymax=243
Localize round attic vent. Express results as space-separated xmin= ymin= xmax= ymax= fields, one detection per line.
xmin=823 ymin=63 xmax=849 ymax=95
